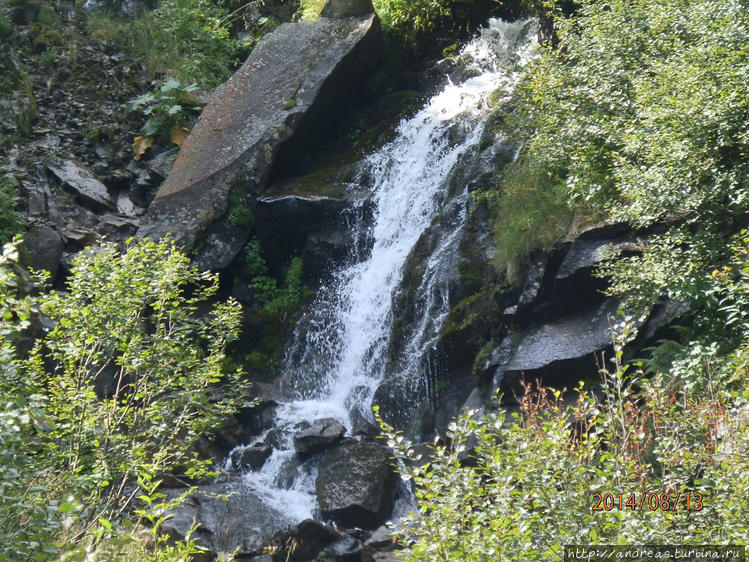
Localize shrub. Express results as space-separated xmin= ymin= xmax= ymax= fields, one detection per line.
xmin=489 ymin=0 xmax=749 ymax=280
xmin=382 ymin=343 xmax=749 ymax=559
xmin=151 ymin=0 xmax=242 ymax=86
xmin=372 ymin=0 xmax=451 ymax=45
xmin=0 ymin=238 xmax=248 ymax=558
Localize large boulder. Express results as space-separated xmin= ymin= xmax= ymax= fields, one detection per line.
xmin=161 ymin=479 xmax=291 ymax=558
xmin=293 ymin=417 xmax=346 ymax=459
xmin=316 ymin=440 xmax=396 ymax=530
xmin=229 ymin=444 xmax=273 ymax=472
xmin=495 ymin=298 xmax=648 ymax=395
xmin=137 ymin=6 xmax=384 ymax=269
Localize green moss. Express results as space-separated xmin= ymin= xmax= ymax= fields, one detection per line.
xmin=226 ymin=188 xmax=254 ymax=227
xmin=472 ymin=340 xmax=494 ymax=375
xmin=32 ymin=27 xmax=64 ymax=49
xmin=442 ymin=43 xmax=458 ymax=58
xmin=282 ymin=99 xmax=297 ymax=110
xmin=440 ymin=292 xmax=484 ymax=340
xmin=0 ymin=14 xmax=12 ymax=39
xmin=458 ymin=259 xmax=482 ymax=284
xmin=298 ymin=0 xmax=325 ymax=21
xmin=265 ymin=164 xmax=352 ymax=198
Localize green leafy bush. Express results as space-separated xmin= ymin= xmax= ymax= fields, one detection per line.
xmin=125 ymin=77 xmax=202 ymax=138
xmin=151 ymin=0 xmax=242 ymax=86
xmin=299 ymin=0 xmax=452 ymax=47
xmin=237 ymin=239 xmax=309 ymax=376
xmin=382 ymin=343 xmax=749 ymax=559
xmin=372 ymin=0 xmax=451 ymax=45
xmin=0 ymin=238 xmax=248 ymax=559
xmin=489 ymin=0 xmax=749 ymax=279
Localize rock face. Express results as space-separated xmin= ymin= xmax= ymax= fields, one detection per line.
xmin=293 ymin=417 xmax=346 ymax=459
xmin=229 ymin=444 xmax=272 ymax=472
xmin=496 ymin=298 xmax=647 ymax=393
xmin=162 ymin=480 xmax=291 ymax=559
xmin=316 ymin=440 xmax=396 ymax=529
xmin=0 ymin=48 xmax=37 ymax=136
xmin=138 ymin=6 xmax=384 ymax=269
xmin=47 ymin=159 xmax=115 ymax=211
xmin=20 ymin=225 xmax=63 ymax=279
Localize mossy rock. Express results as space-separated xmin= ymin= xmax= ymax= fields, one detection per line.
xmin=442 ymin=43 xmax=458 ymax=58
xmin=436 ymin=290 xmax=498 ymax=379
xmin=0 ymin=49 xmax=38 ymax=136
xmin=266 ymin=161 xmax=357 ymax=198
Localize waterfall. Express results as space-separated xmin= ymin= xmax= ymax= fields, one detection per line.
xmin=235 ymin=17 xmax=538 ymax=523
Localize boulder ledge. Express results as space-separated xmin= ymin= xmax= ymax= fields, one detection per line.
xmin=137 ymin=4 xmax=384 ymax=269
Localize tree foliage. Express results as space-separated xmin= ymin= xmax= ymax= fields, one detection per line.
xmin=489 ymin=0 xmax=749 ymax=279
xmin=0 ymin=238 xmax=247 ymax=559
xmin=383 ymin=348 xmax=749 ymax=559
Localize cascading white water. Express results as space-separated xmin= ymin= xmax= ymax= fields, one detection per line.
xmin=236 ymin=17 xmax=538 ymax=523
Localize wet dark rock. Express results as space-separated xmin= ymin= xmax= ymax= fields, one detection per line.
xmin=361 ymin=525 xmax=399 ymax=561
xmin=162 ymin=479 xmax=291 ymax=559
xmin=144 ymin=147 xmax=179 ymax=180
xmin=321 ymin=0 xmax=374 ymax=18
xmin=351 ymin=412 xmax=379 ymax=438
xmin=304 ymin=229 xmax=355 ymax=277
xmin=0 ymin=49 xmax=37 ymax=136
xmin=47 ymin=159 xmax=114 ymax=211
xmin=550 ymin=233 xmax=642 ymax=316
xmin=639 ymin=298 xmax=690 ymax=343
xmin=196 ymin=399 xmax=278 ymax=465
xmin=325 ymin=534 xmax=363 ymax=561
xmin=256 ymin=190 xmax=373 ymax=282
xmin=293 ymin=417 xmax=346 ymax=459
xmin=138 ymin=11 xmax=385 ymax=269
xmin=270 ymin=520 xmax=340 ymax=561
xmin=499 ymin=299 xmax=648 ymax=391
xmin=20 ymin=225 xmax=63 ymax=279
xmin=366 ymin=552 xmax=401 ymax=562
xmin=316 ymin=439 xmax=396 ymax=529
xmin=559 ymin=236 xmax=642 ymax=280
xmin=230 ymin=444 xmax=272 ymax=472
xmin=503 ymin=254 xmax=547 ymax=317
